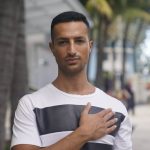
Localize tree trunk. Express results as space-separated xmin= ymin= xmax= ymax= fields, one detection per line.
xmin=111 ymin=39 xmax=117 ymax=90
xmin=121 ymin=20 xmax=130 ymax=88
xmin=0 ymin=1 xmax=19 ymax=149
xmin=132 ymin=19 xmax=143 ymax=72
xmin=0 ymin=0 xmax=27 ymax=149
xmin=10 ymin=0 xmax=28 ymax=134
xmin=95 ymin=16 xmax=109 ymax=89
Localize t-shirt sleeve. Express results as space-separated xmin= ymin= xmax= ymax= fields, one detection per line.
xmin=113 ymin=115 xmax=132 ymax=150
xmin=11 ymin=95 xmax=41 ymax=148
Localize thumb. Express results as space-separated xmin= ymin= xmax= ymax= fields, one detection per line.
xmin=82 ymin=102 xmax=91 ymax=115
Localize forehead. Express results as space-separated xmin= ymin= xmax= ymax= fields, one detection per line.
xmin=52 ymin=21 xmax=89 ymax=38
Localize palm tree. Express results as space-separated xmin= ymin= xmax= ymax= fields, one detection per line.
xmin=121 ymin=3 xmax=150 ymax=87
xmin=107 ymin=0 xmax=150 ymax=87
xmin=82 ymin=0 xmax=150 ymax=89
xmin=10 ymin=0 xmax=28 ymax=133
xmin=132 ymin=15 xmax=150 ymax=72
xmin=86 ymin=0 xmax=113 ymax=89
xmin=0 ymin=0 xmax=28 ymax=149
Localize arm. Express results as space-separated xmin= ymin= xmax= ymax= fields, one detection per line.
xmin=113 ymin=114 xmax=132 ymax=150
xmin=11 ymin=103 xmax=117 ymax=150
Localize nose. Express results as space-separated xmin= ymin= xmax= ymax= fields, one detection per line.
xmin=67 ymin=41 xmax=76 ymax=56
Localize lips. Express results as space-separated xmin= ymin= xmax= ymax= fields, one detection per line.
xmin=65 ymin=57 xmax=80 ymax=64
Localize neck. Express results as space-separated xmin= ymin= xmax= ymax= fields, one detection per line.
xmin=52 ymin=71 xmax=95 ymax=95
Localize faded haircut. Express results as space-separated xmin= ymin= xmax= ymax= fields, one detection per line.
xmin=51 ymin=11 xmax=90 ymax=42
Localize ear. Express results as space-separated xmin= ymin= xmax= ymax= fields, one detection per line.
xmin=49 ymin=42 xmax=55 ymax=55
xmin=89 ymin=40 xmax=93 ymax=52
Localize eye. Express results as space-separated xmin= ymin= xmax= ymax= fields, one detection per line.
xmin=75 ymin=39 xmax=86 ymax=44
xmin=58 ymin=40 xmax=68 ymax=46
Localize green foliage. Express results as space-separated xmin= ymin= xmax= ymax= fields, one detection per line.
xmin=86 ymin=0 xmax=113 ymax=19
xmin=84 ymin=0 xmax=150 ymax=44
xmin=83 ymin=0 xmax=150 ymax=87
xmin=123 ymin=7 xmax=150 ymax=22
xmin=107 ymin=0 xmax=127 ymax=14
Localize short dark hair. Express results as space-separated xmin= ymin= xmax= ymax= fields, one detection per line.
xmin=51 ymin=11 xmax=90 ymax=41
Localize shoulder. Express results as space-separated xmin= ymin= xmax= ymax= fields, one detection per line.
xmin=95 ymin=88 xmax=128 ymax=115
xmin=18 ymin=83 xmax=54 ymax=109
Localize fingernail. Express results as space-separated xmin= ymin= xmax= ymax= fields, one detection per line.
xmin=115 ymin=118 xmax=118 ymax=122
xmin=87 ymin=102 xmax=91 ymax=107
xmin=88 ymin=102 xmax=91 ymax=105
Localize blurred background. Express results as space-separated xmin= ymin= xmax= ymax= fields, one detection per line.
xmin=0 ymin=0 xmax=150 ymax=149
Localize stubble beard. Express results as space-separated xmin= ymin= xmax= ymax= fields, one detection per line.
xmin=58 ymin=63 xmax=86 ymax=77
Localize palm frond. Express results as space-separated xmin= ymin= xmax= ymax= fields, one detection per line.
xmin=124 ymin=7 xmax=150 ymax=22
xmin=86 ymin=0 xmax=113 ymax=19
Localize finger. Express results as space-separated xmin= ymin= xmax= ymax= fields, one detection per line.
xmin=106 ymin=125 xmax=117 ymax=134
xmin=103 ymin=111 xmax=115 ymax=121
xmin=81 ymin=102 xmax=91 ymax=115
xmin=106 ymin=118 xmax=118 ymax=128
xmin=97 ymin=108 xmax=112 ymax=117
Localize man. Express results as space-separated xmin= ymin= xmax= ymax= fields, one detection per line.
xmin=11 ymin=11 xmax=132 ymax=150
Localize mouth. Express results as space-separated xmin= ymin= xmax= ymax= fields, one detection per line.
xmin=65 ymin=57 xmax=80 ymax=65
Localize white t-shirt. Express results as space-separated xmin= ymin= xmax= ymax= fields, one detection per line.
xmin=11 ymin=83 xmax=132 ymax=150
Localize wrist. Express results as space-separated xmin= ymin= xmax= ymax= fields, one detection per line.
xmin=75 ymin=126 xmax=91 ymax=142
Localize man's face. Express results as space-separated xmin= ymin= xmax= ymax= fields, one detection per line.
xmin=50 ymin=21 xmax=92 ymax=76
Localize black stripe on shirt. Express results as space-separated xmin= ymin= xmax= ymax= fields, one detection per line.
xmin=82 ymin=142 xmax=113 ymax=150
xmin=42 ymin=142 xmax=113 ymax=150
xmin=33 ymin=104 xmax=125 ymax=136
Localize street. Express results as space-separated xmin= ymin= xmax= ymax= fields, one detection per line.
xmin=130 ymin=104 xmax=150 ymax=150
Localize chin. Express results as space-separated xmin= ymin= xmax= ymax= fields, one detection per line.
xmin=61 ymin=67 xmax=85 ymax=76
xmin=58 ymin=63 xmax=86 ymax=75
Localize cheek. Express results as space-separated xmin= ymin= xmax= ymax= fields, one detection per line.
xmin=53 ymin=48 xmax=66 ymax=58
xmin=81 ymin=49 xmax=90 ymax=62
xmin=55 ymin=53 xmax=64 ymax=62
xmin=82 ymin=46 xmax=90 ymax=55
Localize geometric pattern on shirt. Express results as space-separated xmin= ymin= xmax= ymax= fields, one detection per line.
xmin=33 ymin=104 xmax=125 ymax=136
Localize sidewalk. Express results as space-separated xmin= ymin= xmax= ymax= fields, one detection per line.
xmin=130 ymin=104 xmax=150 ymax=150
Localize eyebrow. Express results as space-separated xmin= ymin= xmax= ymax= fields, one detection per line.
xmin=55 ymin=37 xmax=68 ymax=41
xmin=55 ymin=36 xmax=86 ymax=41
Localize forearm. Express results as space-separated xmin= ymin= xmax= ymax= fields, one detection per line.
xmin=41 ymin=127 xmax=88 ymax=150
xmin=12 ymin=127 xmax=89 ymax=150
